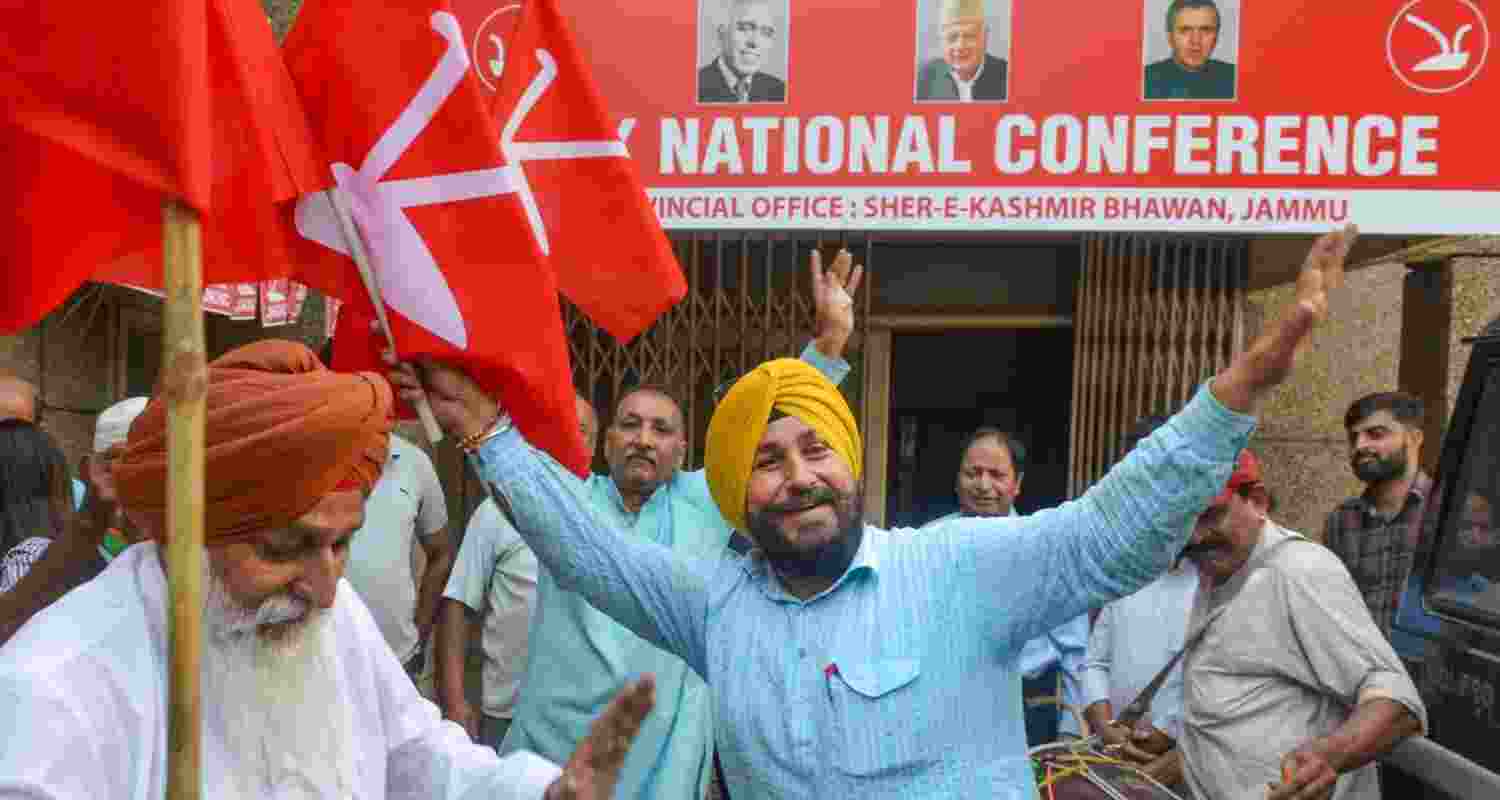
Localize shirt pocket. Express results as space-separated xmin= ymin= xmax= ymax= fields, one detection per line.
xmin=826 ymin=657 xmax=939 ymax=776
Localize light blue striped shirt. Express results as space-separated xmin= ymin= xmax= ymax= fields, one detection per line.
xmin=472 ymin=383 xmax=1254 ymax=799
xmin=921 ymin=508 xmax=1089 ymax=735
xmin=499 ymin=343 xmax=847 ymax=799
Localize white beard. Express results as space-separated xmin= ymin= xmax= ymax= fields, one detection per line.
xmin=200 ymin=563 xmax=357 ymax=799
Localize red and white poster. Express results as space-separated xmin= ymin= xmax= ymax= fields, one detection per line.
xmin=259 ymin=279 xmax=293 ymax=326
xmin=495 ymin=0 xmax=1498 ymax=233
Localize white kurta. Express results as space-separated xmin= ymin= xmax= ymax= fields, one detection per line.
xmin=0 ymin=543 xmax=560 ymax=799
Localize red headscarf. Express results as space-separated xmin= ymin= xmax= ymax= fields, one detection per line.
xmin=113 ymin=340 xmax=393 ymax=543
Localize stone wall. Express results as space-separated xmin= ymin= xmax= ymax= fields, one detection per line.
xmin=1249 ymin=255 xmax=1500 ymax=539
xmin=0 ymin=289 xmax=119 ymax=470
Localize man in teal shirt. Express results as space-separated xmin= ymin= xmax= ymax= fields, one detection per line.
xmin=1144 ymin=0 xmax=1236 ymax=100
xmin=394 ymin=226 xmax=1358 ymax=799
xmin=496 ymin=251 xmax=863 ymax=798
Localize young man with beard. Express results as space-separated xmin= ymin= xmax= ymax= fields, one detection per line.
xmin=0 ymin=341 xmax=654 ymax=800
xmin=1323 ymin=392 xmax=1431 ymax=640
xmin=486 ymin=250 xmax=861 ymax=800
xmin=1179 ymin=448 xmax=1425 ymax=800
xmin=392 ymin=226 xmax=1369 ymax=798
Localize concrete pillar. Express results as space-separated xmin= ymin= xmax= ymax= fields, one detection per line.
xmin=1398 ymin=260 xmax=1453 ymax=475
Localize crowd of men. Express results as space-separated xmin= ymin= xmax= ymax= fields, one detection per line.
xmin=0 ymin=227 xmax=1451 ymax=799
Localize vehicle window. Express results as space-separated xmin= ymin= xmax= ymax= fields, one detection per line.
xmin=1429 ymin=366 xmax=1500 ymax=626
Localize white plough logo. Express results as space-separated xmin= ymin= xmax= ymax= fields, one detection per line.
xmin=296 ymin=10 xmax=634 ymax=349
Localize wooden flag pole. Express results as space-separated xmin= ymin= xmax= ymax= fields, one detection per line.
xmin=321 ymin=188 xmax=446 ymax=444
xmin=162 ymin=198 xmax=206 ymax=800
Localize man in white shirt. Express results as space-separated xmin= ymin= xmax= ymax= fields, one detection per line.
xmin=0 ymin=341 xmax=653 ymax=800
xmin=345 ymin=433 xmax=454 ymax=679
xmin=1081 ymin=414 xmax=1195 ymax=789
xmin=438 ymin=394 xmax=600 ymax=750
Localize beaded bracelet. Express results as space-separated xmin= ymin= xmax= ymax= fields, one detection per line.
xmin=459 ymin=410 xmax=513 ymax=452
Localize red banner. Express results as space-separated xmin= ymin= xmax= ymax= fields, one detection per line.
xmin=502 ymin=0 xmax=1499 ymax=233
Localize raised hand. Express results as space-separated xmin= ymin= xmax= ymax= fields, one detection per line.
xmin=384 ymin=353 xmax=498 ymax=443
xmin=810 ymin=247 xmax=865 ymax=361
xmin=544 ymin=677 xmax=656 ymax=800
xmin=1211 ymin=225 xmax=1357 ymax=412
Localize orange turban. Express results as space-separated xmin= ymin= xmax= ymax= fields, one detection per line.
xmin=113 ymin=340 xmax=394 ymax=543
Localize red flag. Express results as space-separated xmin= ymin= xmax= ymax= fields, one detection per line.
xmin=283 ymin=0 xmax=589 ymax=475
xmin=453 ymin=0 xmax=686 ymax=342
xmin=0 ymin=0 xmax=328 ymax=333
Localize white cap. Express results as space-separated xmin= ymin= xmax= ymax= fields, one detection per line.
xmin=94 ymin=397 xmax=151 ymax=454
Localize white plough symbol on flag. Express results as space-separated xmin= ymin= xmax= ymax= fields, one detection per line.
xmin=296 ymin=11 xmax=632 ymax=349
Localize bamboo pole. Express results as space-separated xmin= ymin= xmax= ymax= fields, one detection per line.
xmin=162 ymin=198 xmax=206 ymax=800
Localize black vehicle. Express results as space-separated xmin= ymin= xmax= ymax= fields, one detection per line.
xmin=1385 ymin=331 xmax=1500 ymax=798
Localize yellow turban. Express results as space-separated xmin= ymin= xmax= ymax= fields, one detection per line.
xmin=705 ymin=358 xmax=862 ymax=532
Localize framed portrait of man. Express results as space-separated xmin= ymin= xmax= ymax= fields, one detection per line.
xmin=914 ymin=0 xmax=1013 ymax=103
xmin=1141 ymin=0 xmax=1241 ymax=101
xmin=696 ymin=0 xmax=789 ymax=104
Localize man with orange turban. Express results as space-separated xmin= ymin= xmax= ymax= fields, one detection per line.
xmin=391 ymin=227 xmax=1364 ymax=799
xmin=0 ymin=340 xmax=653 ymax=800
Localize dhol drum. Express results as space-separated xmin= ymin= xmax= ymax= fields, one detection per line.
xmin=1029 ymin=741 xmax=1188 ymax=800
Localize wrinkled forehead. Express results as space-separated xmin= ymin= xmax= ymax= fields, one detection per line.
xmin=960 ymin=437 xmax=1014 ymax=471
xmin=614 ymin=389 xmax=683 ymax=427
xmin=756 ymin=414 xmax=843 ymax=462
xmin=294 ymin=488 xmax=366 ymax=533
xmin=942 ymin=18 xmax=985 ymax=36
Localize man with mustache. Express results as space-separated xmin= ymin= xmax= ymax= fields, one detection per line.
xmin=1322 ymin=392 xmax=1431 ymax=640
xmin=698 ymin=0 xmax=786 ymax=103
xmin=0 ymin=340 xmax=654 ymax=800
xmin=492 ymin=251 xmax=862 ymax=799
xmin=391 ymin=227 xmax=1372 ymax=797
xmin=922 ymin=428 xmax=1088 ymax=747
xmin=1143 ymin=0 xmax=1236 ymax=100
xmin=1179 ymin=449 xmax=1425 ymax=800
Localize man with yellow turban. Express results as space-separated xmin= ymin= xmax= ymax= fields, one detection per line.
xmin=0 ymin=340 xmax=654 ymax=800
xmin=393 ymin=227 xmax=1358 ymax=798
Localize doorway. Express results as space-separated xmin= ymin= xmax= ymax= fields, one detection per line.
xmin=885 ymin=328 xmax=1074 ymax=528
